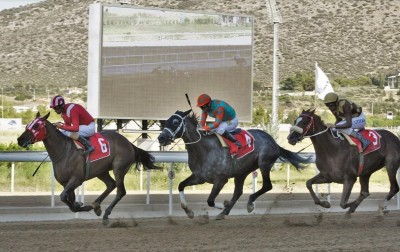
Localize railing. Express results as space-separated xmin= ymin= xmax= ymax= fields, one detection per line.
xmin=1 ymin=151 xmax=399 ymax=213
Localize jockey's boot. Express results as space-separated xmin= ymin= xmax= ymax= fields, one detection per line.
xmin=350 ymin=131 xmax=370 ymax=151
xmin=222 ymin=131 xmax=242 ymax=149
xmin=78 ymin=136 xmax=94 ymax=155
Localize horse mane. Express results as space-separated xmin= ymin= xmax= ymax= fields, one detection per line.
xmin=44 ymin=119 xmax=71 ymax=141
xmin=186 ymin=111 xmax=200 ymax=127
xmin=304 ymin=108 xmax=325 ymax=126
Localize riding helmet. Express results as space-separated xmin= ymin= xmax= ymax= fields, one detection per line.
xmin=197 ymin=94 xmax=211 ymax=107
xmin=323 ymin=92 xmax=339 ymax=104
xmin=50 ymin=95 xmax=65 ymax=108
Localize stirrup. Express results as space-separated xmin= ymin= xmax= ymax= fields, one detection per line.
xmin=234 ymin=142 xmax=242 ymax=148
xmin=83 ymin=146 xmax=94 ymax=155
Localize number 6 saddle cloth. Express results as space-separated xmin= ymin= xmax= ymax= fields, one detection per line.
xmin=73 ymin=132 xmax=111 ymax=162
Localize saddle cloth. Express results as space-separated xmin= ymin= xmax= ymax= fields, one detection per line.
xmin=74 ymin=133 xmax=111 ymax=162
xmin=344 ymin=129 xmax=381 ymax=154
xmin=216 ymin=129 xmax=255 ymax=159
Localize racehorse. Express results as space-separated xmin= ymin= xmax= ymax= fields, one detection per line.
xmin=287 ymin=109 xmax=400 ymax=216
xmin=17 ymin=112 xmax=161 ymax=225
xmin=157 ymin=109 xmax=310 ymax=220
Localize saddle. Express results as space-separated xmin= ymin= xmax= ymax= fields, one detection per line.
xmin=216 ymin=129 xmax=255 ymax=159
xmin=340 ymin=129 xmax=381 ymax=155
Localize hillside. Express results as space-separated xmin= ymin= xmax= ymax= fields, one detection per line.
xmin=0 ymin=0 xmax=399 ymax=92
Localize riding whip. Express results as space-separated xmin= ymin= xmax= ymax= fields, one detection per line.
xmin=32 ymin=154 xmax=49 ymax=176
xmin=185 ymin=93 xmax=193 ymax=111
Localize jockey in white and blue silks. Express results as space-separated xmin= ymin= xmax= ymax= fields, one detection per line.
xmin=323 ymin=92 xmax=370 ymax=150
xmin=197 ymin=94 xmax=241 ymax=148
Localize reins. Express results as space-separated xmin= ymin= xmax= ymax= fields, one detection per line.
xmin=31 ymin=123 xmax=68 ymax=176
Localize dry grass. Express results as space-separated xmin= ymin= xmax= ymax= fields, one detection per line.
xmin=0 ymin=0 xmax=399 ymax=92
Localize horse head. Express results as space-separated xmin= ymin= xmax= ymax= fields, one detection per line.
xmin=287 ymin=109 xmax=319 ymax=145
xmin=17 ymin=111 xmax=50 ymax=148
xmin=158 ymin=109 xmax=192 ymax=146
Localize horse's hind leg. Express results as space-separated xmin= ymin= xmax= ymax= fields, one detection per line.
xmin=247 ymin=163 xmax=274 ymax=213
xmin=378 ymin=165 xmax=400 ymax=215
xmin=217 ymin=176 xmax=246 ymax=219
xmin=102 ymin=171 xmax=127 ymax=225
xmin=385 ymin=166 xmax=400 ymax=201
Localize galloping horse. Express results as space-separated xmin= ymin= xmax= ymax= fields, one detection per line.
xmin=157 ymin=109 xmax=310 ymax=219
xmin=287 ymin=109 xmax=400 ymax=216
xmin=17 ymin=112 xmax=161 ymax=225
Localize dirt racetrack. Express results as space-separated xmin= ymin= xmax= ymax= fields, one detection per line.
xmin=0 ymin=211 xmax=399 ymax=252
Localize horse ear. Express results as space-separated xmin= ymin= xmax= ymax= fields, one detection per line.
xmin=42 ymin=112 xmax=50 ymax=121
xmin=310 ymin=109 xmax=316 ymax=114
xmin=36 ymin=112 xmax=41 ymax=118
xmin=183 ymin=109 xmax=192 ymax=117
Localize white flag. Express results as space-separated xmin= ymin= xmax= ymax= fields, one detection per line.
xmin=315 ymin=64 xmax=334 ymax=100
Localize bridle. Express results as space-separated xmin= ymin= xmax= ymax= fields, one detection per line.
xmin=24 ymin=117 xmax=47 ymax=146
xmin=291 ymin=113 xmax=329 ymax=140
xmin=162 ymin=113 xmax=202 ymax=145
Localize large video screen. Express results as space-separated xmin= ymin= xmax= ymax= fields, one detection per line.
xmin=87 ymin=4 xmax=254 ymax=121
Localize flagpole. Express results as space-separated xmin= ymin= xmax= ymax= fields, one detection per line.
xmin=314 ymin=62 xmax=318 ymax=109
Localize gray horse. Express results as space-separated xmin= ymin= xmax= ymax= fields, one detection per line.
xmin=157 ymin=109 xmax=310 ymax=219
xmin=17 ymin=112 xmax=161 ymax=225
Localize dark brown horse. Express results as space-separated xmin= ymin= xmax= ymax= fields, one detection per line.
xmin=287 ymin=109 xmax=400 ymax=216
xmin=17 ymin=112 xmax=161 ymax=225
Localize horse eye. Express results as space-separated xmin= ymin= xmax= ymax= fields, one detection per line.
xmin=172 ymin=119 xmax=180 ymax=126
xmin=32 ymin=123 xmax=39 ymax=130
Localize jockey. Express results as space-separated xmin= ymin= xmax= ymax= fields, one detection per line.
xmin=50 ymin=95 xmax=95 ymax=154
xmin=197 ymin=94 xmax=242 ymax=148
xmin=323 ymin=92 xmax=370 ymax=150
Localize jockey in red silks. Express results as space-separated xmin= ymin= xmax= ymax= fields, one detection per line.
xmin=197 ymin=94 xmax=242 ymax=148
xmin=50 ymin=95 xmax=95 ymax=154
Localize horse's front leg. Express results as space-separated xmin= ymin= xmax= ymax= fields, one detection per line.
xmin=90 ymin=173 xmax=117 ymax=217
xmin=306 ymin=173 xmax=332 ymax=208
xmin=340 ymin=177 xmax=356 ymax=217
xmin=217 ymin=176 xmax=245 ymax=220
xmin=60 ymin=178 xmax=82 ymax=213
xmin=60 ymin=177 xmax=89 ymax=213
xmin=346 ymin=175 xmax=370 ymax=214
xmin=178 ymin=174 xmax=205 ymax=219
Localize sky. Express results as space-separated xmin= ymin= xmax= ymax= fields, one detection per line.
xmin=0 ymin=0 xmax=43 ymax=11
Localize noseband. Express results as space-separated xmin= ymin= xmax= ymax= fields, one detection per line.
xmin=291 ymin=113 xmax=329 ymax=140
xmin=163 ymin=113 xmax=186 ymax=141
xmin=162 ymin=113 xmax=202 ymax=145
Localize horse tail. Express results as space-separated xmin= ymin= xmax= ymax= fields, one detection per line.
xmin=131 ymin=144 xmax=162 ymax=171
xmin=278 ymin=147 xmax=311 ymax=171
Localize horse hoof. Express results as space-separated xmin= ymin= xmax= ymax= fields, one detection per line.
xmin=186 ymin=209 xmax=194 ymax=219
xmin=102 ymin=218 xmax=110 ymax=226
xmin=247 ymin=202 xmax=255 ymax=213
xmin=215 ymin=214 xmax=225 ymax=220
xmin=94 ymin=207 xmax=102 ymax=217
xmin=73 ymin=202 xmax=83 ymax=210
xmin=91 ymin=202 xmax=102 ymax=216
xmin=344 ymin=212 xmax=352 ymax=219
xmin=320 ymin=201 xmax=331 ymax=208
